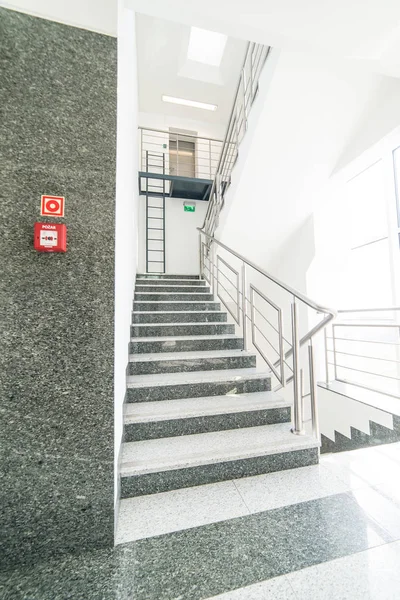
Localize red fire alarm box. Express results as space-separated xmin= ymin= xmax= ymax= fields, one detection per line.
xmin=34 ymin=223 xmax=67 ymax=253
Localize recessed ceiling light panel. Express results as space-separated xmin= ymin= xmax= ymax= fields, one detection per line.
xmin=187 ymin=27 xmax=227 ymax=67
xmin=162 ymin=95 xmax=218 ymax=111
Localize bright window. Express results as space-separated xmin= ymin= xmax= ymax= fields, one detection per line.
xmin=187 ymin=27 xmax=227 ymax=67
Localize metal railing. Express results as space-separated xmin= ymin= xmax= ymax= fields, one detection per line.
xmin=198 ymin=229 xmax=336 ymax=438
xmin=203 ymin=42 xmax=271 ymax=239
xmin=325 ymin=308 xmax=400 ymax=399
xmin=139 ymin=127 xmax=224 ymax=180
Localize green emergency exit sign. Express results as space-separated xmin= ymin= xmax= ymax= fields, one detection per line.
xmin=184 ymin=204 xmax=196 ymax=212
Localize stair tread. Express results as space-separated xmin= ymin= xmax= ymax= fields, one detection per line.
xmin=129 ymin=349 xmax=256 ymax=363
xmin=126 ymin=367 xmax=268 ymax=388
xmin=136 ymin=285 xmax=209 ymax=289
xmin=120 ymin=423 xmax=319 ymax=476
xmin=133 ymin=301 xmax=218 ymax=304
xmin=135 ymin=292 xmax=212 ymax=296
xmin=137 ymin=274 xmax=200 ymax=278
xmin=124 ymin=391 xmax=289 ymax=424
xmin=132 ymin=322 xmax=231 ymax=328
xmin=132 ymin=311 xmax=222 ymax=315
xmin=131 ymin=334 xmax=241 ymax=342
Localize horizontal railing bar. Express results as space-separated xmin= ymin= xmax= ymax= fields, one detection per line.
xmin=139 ymin=126 xmax=224 ymax=144
xmin=334 ymin=323 xmax=400 ymax=329
xmin=252 ymin=303 xmax=293 ymax=348
xmin=217 ymin=254 xmax=240 ymax=279
xmin=329 ymin=363 xmax=400 ymax=381
xmin=326 ymin=336 xmax=400 ymax=346
xmin=216 ymin=280 xmax=240 ymax=311
xmin=214 ymin=265 xmax=238 ymax=290
xmin=327 ymin=349 xmax=400 ymax=364
xmin=335 ymin=378 xmax=400 ymax=401
xmin=253 ymin=322 xmax=280 ymax=356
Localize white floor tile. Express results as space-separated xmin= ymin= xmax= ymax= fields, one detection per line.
xmin=349 ymin=486 xmax=400 ymax=539
xmin=233 ymin=463 xmax=349 ymax=513
xmin=206 ymin=575 xmax=296 ymax=599
xmin=320 ymin=446 xmax=400 ymax=489
xmin=115 ymin=480 xmax=249 ymax=544
xmin=287 ymin=540 xmax=400 ymax=599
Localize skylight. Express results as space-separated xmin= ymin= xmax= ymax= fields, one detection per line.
xmin=187 ymin=27 xmax=228 ymax=67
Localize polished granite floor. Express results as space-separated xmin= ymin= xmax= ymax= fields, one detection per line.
xmin=2 ymin=443 xmax=400 ymax=599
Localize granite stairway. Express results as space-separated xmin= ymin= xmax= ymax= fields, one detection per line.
xmin=120 ymin=274 xmax=319 ymax=498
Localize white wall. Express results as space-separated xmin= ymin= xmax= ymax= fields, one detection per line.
xmin=318 ymin=386 xmax=394 ymax=442
xmin=138 ymin=111 xmax=226 ymax=141
xmin=114 ymin=1 xmax=138 ymax=509
xmin=218 ymin=49 xmax=391 ymax=291
xmin=138 ymin=196 xmax=207 ymax=275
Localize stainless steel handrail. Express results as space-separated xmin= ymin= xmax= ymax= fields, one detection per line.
xmin=198 ymin=229 xmax=335 ymax=317
xmin=202 ymin=42 xmax=271 ymax=239
xmin=198 ymin=228 xmax=336 ymax=439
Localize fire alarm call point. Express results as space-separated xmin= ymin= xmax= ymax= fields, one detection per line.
xmin=34 ymin=223 xmax=67 ymax=253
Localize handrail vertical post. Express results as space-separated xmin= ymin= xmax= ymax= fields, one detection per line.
xmin=332 ymin=324 xmax=337 ymax=380
xmin=324 ymin=327 xmax=329 ymax=385
xmin=199 ymin=232 xmax=203 ymax=279
xmin=300 ymin=368 xmax=305 ymax=424
xmin=242 ymin=262 xmax=247 ymax=351
xmin=212 ymin=242 xmax=217 ymax=299
xmin=141 ymin=128 xmax=143 ymax=170
xmin=291 ymin=300 xmax=304 ymax=435
xmin=309 ymin=341 xmax=319 ymax=439
xmin=176 ymin=133 xmax=179 ymax=176
xmin=209 ymin=139 xmax=212 ymax=180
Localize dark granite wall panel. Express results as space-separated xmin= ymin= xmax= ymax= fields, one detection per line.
xmin=0 ymin=8 xmax=116 ymax=570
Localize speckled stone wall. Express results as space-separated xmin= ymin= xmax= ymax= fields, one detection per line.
xmin=0 ymin=8 xmax=117 ymax=571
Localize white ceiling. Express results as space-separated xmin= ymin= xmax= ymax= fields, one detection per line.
xmin=129 ymin=0 xmax=400 ymax=78
xmin=136 ymin=14 xmax=247 ymax=125
xmin=4 ymin=0 xmax=400 ymax=77
xmin=0 ymin=0 xmax=117 ymax=36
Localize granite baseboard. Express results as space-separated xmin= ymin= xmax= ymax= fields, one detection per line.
xmin=321 ymin=415 xmax=400 ymax=453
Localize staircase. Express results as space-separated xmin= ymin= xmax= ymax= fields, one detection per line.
xmin=120 ymin=274 xmax=319 ymax=499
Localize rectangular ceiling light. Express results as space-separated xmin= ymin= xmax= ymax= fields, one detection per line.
xmin=162 ymin=95 xmax=217 ymax=111
xmin=187 ymin=27 xmax=227 ymax=67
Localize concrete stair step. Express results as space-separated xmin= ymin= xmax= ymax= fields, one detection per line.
xmin=135 ymin=285 xmax=210 ymax=293
xmin=132 ymin=311 xmax=227 ymax=324
xmin=133 ymin=301 xmax=221 ymax=312
xmin=123 ymin=391 xmax=291 ymax=441
xmin=135 ymin=278 xmax=207 ymax=287
xmin=129 ymin=334 xmax=244 ymax=354
xmin=127 ymin=349 xmax=257 ymax=375
xmin=134 ymin=292 xmax=214 ymax=302
xmin=120 ymin=423 xmax=319 ymax=497
xmin=131 ymin=322 xmax=235 ymax=338
xmin=136 ymin=274 xmax=200 ymax=280
xmin=126 ymin=368 xmax=271 ymax=402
